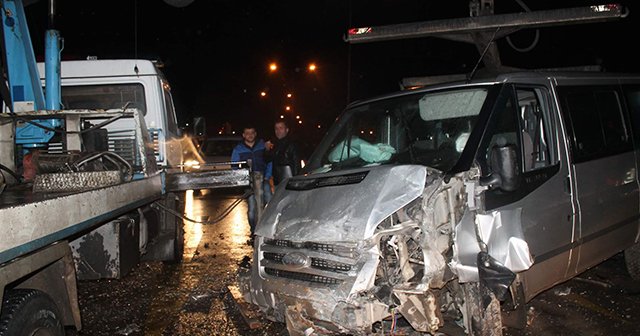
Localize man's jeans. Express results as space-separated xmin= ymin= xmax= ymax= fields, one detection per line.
xmin=247 ymin=182 xmax=273 ymax=235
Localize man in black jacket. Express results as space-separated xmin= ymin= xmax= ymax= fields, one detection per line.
xmin=266 ymin=120 xmax=301 ymax=187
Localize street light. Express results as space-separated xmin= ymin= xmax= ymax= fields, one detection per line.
xmin=308 ymin=63 xmax=317 ymax=72
xmin=286 ymin=93 xmax=293 ymax=98
xmin=260 ymin=91 xmax=267 ymax=97
xmin=269 ymin=62 xmax=278 ymax=72
xmin=285 ymin=106 xmax=291 ymax=111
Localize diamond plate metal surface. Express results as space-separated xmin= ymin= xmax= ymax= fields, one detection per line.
xmin=33 ymin=171 xmax=123 ymax=193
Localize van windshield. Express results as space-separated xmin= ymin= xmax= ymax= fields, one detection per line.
xmin=310 ymin=87 xmax=489 ymax=173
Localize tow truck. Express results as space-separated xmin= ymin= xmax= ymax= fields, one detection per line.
xmin=0 ymin=0 xmax=250 ymax=333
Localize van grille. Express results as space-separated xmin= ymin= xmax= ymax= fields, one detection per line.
xmin=263 ymin=252 xmax=352 ymax=272
xmin=264 ymin=268 xmax=343 ymax=285
xmin=259 ymin=238 xmax=358 ymax=286
xmin=264 ymin=238 xmax=358 ymax=258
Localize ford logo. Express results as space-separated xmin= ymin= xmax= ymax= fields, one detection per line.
xmin=281 ymin=252 xmax=310 ymax=268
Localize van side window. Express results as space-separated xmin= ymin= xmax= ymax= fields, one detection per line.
xmin=558 ymin=87 xmax=631 ymax=162
xmin=516 ymin=87 xmax=554 ymax=171
xmin=478 ymin=87 xmax=520 ymax=175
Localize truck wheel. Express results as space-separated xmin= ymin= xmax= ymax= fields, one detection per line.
xmin=0 ymin=289 xmax=64 ymax=336
xmin=173 ymin=202 xmax=185 ymax=262
xmin=462 ymin=282 xmax=503 ymax=336
xmin=624 ymin=241 xmax=640 ymax=280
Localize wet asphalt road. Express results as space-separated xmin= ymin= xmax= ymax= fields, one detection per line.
xmin=67 ymin=189 xmax=640 ymax=336
xmin=69 ymin=188 xmax=287 ymax=336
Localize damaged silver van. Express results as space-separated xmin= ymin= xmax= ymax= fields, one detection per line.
xmin=240 ymin=70 xmax=640 ymax=335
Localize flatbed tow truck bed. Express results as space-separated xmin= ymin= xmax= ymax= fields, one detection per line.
xmin=0 ymin=173 xmax=163 ymax=265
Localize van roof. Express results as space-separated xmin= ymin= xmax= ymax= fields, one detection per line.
xmin=36 ymin=59 xmax=161 ymax=79
xmin=351 ymin=69 xmax=640 ymax=108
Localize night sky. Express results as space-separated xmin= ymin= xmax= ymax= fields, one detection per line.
xmin=23 ymin=0 xmax=640 ymax=147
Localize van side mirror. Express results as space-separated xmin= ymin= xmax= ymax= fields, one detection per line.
xmin=480 ymin=144 xmax=520 ymax=192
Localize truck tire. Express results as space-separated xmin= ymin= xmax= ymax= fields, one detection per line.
xmin=625 ymin=241 xmax=640 ymax=280
xmin=0 ymin=289 xmax=64 ymax=336
xmin=173 ymin=199 xmax=185 ymax=262
xmin=462 ymin=282 xmax=503 ymax=336
xmin=168 ymin=192 xmax=185 ymax=263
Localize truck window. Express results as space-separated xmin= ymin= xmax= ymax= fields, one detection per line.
xmin=161 ymin=80 xmax=179 ymax=137
xmin=558 ymin=86 xmax=632 ymax=163
xmin=61 ymin=84 xmax=146 ymax=114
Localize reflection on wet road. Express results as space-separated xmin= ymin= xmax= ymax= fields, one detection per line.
xmin=70 ymin=189 xmax=640 ymax=336
xmin=183 ymin=190 xmax=202 ymax=263
xmin=72 ymin=189 xmax=287 ymax=336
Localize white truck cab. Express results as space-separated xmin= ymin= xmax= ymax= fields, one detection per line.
xmin=36 ymin=58 xmax=184 ymax=169
xmin=21 ymin=58 xmax=196 ymax=281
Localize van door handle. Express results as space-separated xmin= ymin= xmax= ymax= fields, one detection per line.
xmin=564 ymin=176 xmax=571 ymax=194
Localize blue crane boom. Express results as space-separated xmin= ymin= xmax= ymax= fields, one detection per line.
xmin=2 ymin=0 xmax=62 ymax=146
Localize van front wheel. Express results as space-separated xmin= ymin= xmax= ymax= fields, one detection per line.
xmin=624 ymin=241 xmax=640 ymax=280
xmin=462 ymin=282 xmax=503 ymax=336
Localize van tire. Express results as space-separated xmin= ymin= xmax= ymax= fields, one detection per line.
xmin=624 ymin=241 xmax=640 ymax=280
xmin=0 ymin=289 xmax=64 ymax=336
xmin=462 ymin=282 xmax=503 ymax=336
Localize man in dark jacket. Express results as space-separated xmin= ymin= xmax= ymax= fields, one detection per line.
xmin=266 ymin=120 xmax=301 ymax=186
xmin=231 ymin=125 xmax=272 ymax=236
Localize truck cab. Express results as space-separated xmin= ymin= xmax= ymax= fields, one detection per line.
xmin=35 ymin=58 xmax=184 ymax=170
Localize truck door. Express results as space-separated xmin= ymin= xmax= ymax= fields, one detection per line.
xmin=478 ymin=83 xmax=577 ymax=300
xmin=557 ymin=85 xmax=639 ymax=273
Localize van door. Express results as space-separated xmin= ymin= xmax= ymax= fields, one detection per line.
xmin=557 ymin=84 xmax=639 ymax=273
xmin=623 ymin=85 xmax=640 ymax=214
xmin=477 ymin=83 xmax=577 ymax=300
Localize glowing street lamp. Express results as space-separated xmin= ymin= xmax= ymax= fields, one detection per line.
xmin=308 ymin=63 xmax=317 ymax=72
xmin=286 ymin=93 xmax=293 ymax=98
xmin=260 ymin=91 xmax=267 ymax=97
xmin=269 ymin=62 xmax=278 ymax=72
xmin=285 ymin=106 xmax=291 ymax=111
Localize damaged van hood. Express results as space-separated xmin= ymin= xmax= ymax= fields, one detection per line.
xmin=255 ymin=165 xmax=428 ymax=242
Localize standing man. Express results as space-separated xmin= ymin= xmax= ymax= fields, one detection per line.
xmin=266 ymin=120 xmax=301 ymax=188
xmin=231 ymin=125 xmax=272 ymax=237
